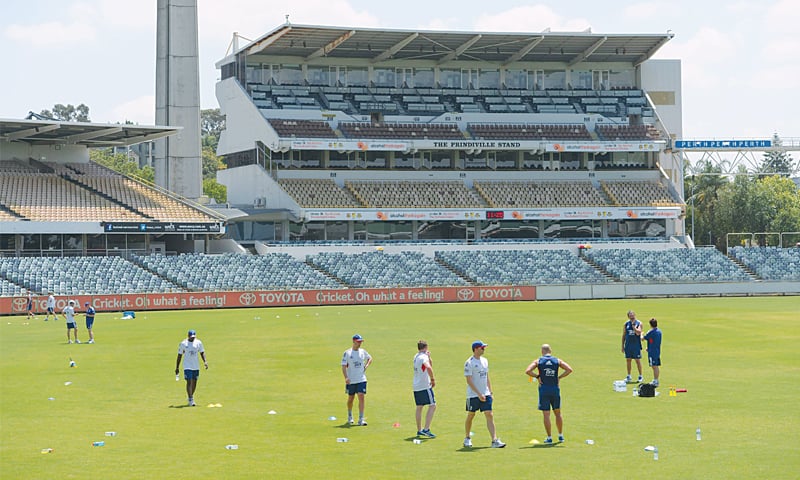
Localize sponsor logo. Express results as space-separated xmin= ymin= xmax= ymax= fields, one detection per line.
xmin=457 ymin=289 xmax=475 ymax=301
xmin=12 ymin=297 xmax=27 ymax=311
xmin=239 ymin=293 xmax=257 ymax=306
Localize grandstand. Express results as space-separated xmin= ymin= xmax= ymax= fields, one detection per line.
xmin=215 ymin=24 xmax=683 ymax=244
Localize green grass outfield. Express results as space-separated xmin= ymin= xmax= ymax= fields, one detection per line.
xmin=1 ymin=296 xmax=798 ymax=479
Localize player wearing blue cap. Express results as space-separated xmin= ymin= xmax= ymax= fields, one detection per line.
xmin=463 ymin=340 xmax=505 ymax=448
xmin=175 ymin=330 xmax=208 ymax=406
xmin=342 ymin=334 xmax=372 ymax=425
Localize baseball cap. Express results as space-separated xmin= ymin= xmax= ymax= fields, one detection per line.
xmin=352 ymin=334 xmax=363 ymax=342
xmin=471 ymin=340 xmax=488 ymax=350
xmin=84 ymin=302 xmax=90 ymax=306
xmin=68 ymin=300 xmax=75 ymax=304
xmin=188 ymin=329 xmax=196 ymax=336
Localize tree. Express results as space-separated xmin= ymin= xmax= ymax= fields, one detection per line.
xmin=40 ymin=103 xmax=91 ymax=122
xmin=759 ymin=133 xmax=795 ymax=177
xmin=201 ymin=108 xmax=225 ymax=150
xmin=203 ymin=178 xmax=227 ymax=204
xmin=202 ymin=145 xmax=225 ymax=180
xmin=89 ymin=148 xmax=154 ymax=183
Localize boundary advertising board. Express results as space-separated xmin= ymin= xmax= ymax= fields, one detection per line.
xmin=0 ymin=286 xmax=537 ymax=315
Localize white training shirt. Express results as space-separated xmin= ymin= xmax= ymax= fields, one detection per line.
xmin=47 ymin=295 xmax=56 ymax=309
xmin=62 ymin=305 xmax=75 ymax=324
xmin=412 ymin=351 xmax=432 ymax=391
xmin=341 ymin=348 xmax=371 ymax=383
xmin=178 ymin=338 xmax=205 ymax=370
xmin=464 ymin=355 xmax=490 ymax=398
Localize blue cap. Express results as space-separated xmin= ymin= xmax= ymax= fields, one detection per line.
xmin=471 ymin=340 xmax=488 ymax=350
xmin=352 ymin=334 xmax=363 ymax=342
xmin=188 ymin=330 xmax=196 ymax=336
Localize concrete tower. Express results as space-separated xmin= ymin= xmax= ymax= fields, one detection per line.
xmin=155 ymin=0 xmax=202 ymax=199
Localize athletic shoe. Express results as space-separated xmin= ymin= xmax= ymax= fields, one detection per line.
xmin=358 ymin=419 xmax=367 ymax=426
xmin=420 ymin=429 xmax=436 ymax=438
xmin=637 ymin=375 xmax=643 ymax=383
xmin=544 ymin=437 xmax=553 ymax=444
xmin=87 ymin=339 xmax=94 ymax=344
xmin=625 ymin=375 xmax=632 ymax=383
xmin=558 ymin=434 xmax=565 ymax=443
xmin=75 ymin=340 xmax=81 ymax=344
xmin=188 ymin=399 xmax=196 ymax=407
xmin=652 ymin=379 xmax=659 ymax=387
xmin=348 ymin=417 xmax=354 ymax=425
xmin=68 ymin=340 xmax=72 ymax=344
xmin=491 ymin=438 xmax=506 ymax=448
xmin=463 ymin=438 xmax=473 ymax=448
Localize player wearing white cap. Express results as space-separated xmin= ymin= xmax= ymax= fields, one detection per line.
xmin=61 ymin=300 xmax=80 ymax=344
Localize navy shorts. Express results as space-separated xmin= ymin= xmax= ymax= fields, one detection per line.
xmin=86 ymin=318 xmax=95 ymax=329
xmin=648 ymin=355 xmax=661 ymax=366
xmin=47 ymin=307 xmax=55 ymax=314
xmin=413 ymin=388 xmax=436 ymax=406
xmin=66 ymin=322 xmax=76 ymax=330
xmin=466 ymin=395 xmax=493 ymax=412
xmin=538 ymin=386 xmax=561 ymax=411
xmin=346 ymin=381 xmax=367 ymax=395
xmin=625 ymin=348 xmax=642 ymax=359
xmin=184 ymin=369 xmax=200 ymax=380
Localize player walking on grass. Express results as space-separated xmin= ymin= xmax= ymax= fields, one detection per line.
xmin=26 ymin=291 xmax=35 ymax=319
xmin=525 ymin=344 xmax=573 ymax=444
xmin=175 ymin=329 xmax=207 ymax=407
xmin=45 ymin=293 xmax=56 ymax=321
xmin=62 ymin=300 xmax=80 ymax=343
xmin=621 ymin=310 xmax=643 ymax=383
xmin=82 ymin=302 xmax=96 ymax=343
xmin=643 ymin=318 xmax=662 ymax=386
xmin=412 ymin=340 xmax=436 ymax=438
xmin=463 ymin=340 xmax=505 ymax=448
xmin=342 ymin=334 xmax=372 ymax=426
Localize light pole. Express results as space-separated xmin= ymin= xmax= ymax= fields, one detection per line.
xmin=690 ymin=176 xmax=695 ymax=242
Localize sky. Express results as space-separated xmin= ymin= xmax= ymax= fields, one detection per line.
xmin=1 ymin=0 xmax=798 ymax=141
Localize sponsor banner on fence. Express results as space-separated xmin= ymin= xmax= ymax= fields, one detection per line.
xmin=304 ymin=206 xmax=682 ymax=222
xmin=0 ymin=286 xmax=537 ymax=315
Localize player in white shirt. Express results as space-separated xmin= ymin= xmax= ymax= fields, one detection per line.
xmin=45 ymin=293 xmax=56 ymax=321
xmin=413 ymin=340 xmax=437 ymax=438
xmin=61 ymin=300 xmax=80 ymax=344
xmin=341 ymin=334 xmax=372 ymax=426
xmin=463 ymin=340 xmax=505 ymax=448
xmin=175 ymin=329 xmax=208 ymax=406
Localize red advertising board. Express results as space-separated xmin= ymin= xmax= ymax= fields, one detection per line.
xmin=0 ymin=286 xmax=536 ymax=315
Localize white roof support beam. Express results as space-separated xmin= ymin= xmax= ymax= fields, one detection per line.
xmin=372 ymin=32 xmax=419 ymax=63
xmin=306 ymin=30 xmax=356 ymax=60
xmin=438 ymin=34 xmax=482 ymax=64
xmin=3 ymin=124 xmax=60 ymax=141
xmin=568 ymin=37 xmax=607 ymax=66
xmin=635 ymin=34 xmax=674 ymax=66
xmin=503 ymin=36 xmax=544 ymax=65
xmin=65 ymin=127 xmax=123 ymax=144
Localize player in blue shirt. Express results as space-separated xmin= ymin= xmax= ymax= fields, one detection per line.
xmin=82 ymin=302 xmax=96 ymax=344
xmin=621 ymin=310 xmax=643 ymax=383
xmin=525 ymin=344 xmax=573 ymax=444
xmin=643 ymin=318 xmax=662 ymax=386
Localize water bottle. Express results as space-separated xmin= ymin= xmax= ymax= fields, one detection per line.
xmin=92 ymin=441 xmax=105 ymax=447
xmin=585 ymin=439 xmax=595 ymax=445
xmin=696 ymin=427 xmax=702 ymax=441
xmin=105 ymin=432 xmax=117 ymax=437
xmin=225 ymin=444 xmax=239 ymax=450
xmin=413 ymin=439 xmax=422 ymax=444
xmin=41 ymin=448 xmax=54 ymax=454
xmin=336 ymin=437 xmax=349 ymax=443
xmin=653 ymin=446 xmax=659 ymax=460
